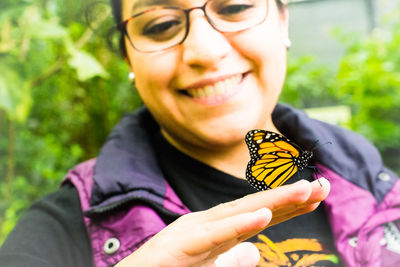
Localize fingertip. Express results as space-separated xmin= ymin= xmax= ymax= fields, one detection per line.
xmin=287 ymin=179 xmax=313 ymax=203
xmin=253 ymin=207 xmax=272 ymax=227
xmin=215 ymin=242 xmax=260 ymax=267
xmin=316 ymin=177 xmax=330 ymax=190
xmin=254 ymin=207 xmax=272 ymax=218
xmin=311 ymin=177 xmax=331 ymax=200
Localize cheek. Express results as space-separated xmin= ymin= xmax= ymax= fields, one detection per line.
xmin=232 ymin=26 xmax=287 ymax=90
xmin=133 ymin=51 xmax=179 ymax=101
xmin=233 ymin=20 xmax=286 ymax=65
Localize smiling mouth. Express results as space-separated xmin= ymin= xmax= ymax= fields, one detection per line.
xmin=179 ymin=73 xmax=246 ymax=99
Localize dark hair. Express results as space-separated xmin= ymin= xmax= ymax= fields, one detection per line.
xmin=110 ymin=0 xmax=123 ymax=25
xmin=109 ymin=0 xmax=287 ymax=58
xmin=276 ymin=0 xmax=285 ymax=10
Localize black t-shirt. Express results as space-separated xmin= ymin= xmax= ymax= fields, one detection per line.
xmin=0 ymin=132 xmax=341 ymax=266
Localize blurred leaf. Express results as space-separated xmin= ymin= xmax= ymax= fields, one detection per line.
xmin=29 ymin=19 xmax=67 ymax=39
xmin=68 ymin=47 xmax=109 ymax=81
xmin=22 ymin=6 xmax=66 ymax=39
xmin=0 ymin=66 xmax=32 ymax=122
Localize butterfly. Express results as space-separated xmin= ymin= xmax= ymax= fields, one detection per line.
xmin=245 ymin=129 xmax=314 ymax=191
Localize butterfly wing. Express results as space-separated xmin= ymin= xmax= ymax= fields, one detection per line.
xmin=245 ymin=130 xmax=303 ymax=190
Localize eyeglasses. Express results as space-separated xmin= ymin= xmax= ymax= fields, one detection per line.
xmin=118 ymin=0 xmax=269 ymax=53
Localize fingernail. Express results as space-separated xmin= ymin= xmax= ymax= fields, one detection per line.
xmin=253 ymin=208 xmax=272 ymax=227
xmin=254 ymin=207 xmax=272 ymax=218
xmin=313 ymin=177 xmax=329 ymax=186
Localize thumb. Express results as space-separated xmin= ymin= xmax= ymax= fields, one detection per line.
xmin=214 ymin=242 xmax=260 ymax=267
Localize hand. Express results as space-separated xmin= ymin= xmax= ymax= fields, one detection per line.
xmin=115 ymin=178 xmax=330 ymax=267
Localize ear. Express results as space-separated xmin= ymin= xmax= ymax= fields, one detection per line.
xmin=124 ymin=55 xmax=133 ymax=71
xmin=119 ymin=34 xmax=133 ymax=67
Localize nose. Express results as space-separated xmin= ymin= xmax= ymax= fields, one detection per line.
xmin=182 ymin=10 xmax=232 ymax=70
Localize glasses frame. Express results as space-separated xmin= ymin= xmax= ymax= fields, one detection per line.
xmin=118 ymin=0 xmax=269 ymax=53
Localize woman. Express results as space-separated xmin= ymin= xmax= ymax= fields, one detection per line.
xmin=1 ymin=0 xmax=399 ymax=266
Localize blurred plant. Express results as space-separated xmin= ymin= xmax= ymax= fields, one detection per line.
xmin=0 ymin=0 xmax=141 ymax=243
xmin=282 ymin=7 xmax=400 ymax=174
xmin=281 ymin=55 xmax=337 ymax=108
xmin=333 ymin=9 xmax=400 ymax=153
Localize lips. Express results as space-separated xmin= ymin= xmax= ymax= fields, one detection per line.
xmin=178 ymin=72 xmax=248 ymax=105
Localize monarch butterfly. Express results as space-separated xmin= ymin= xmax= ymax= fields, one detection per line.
xmin=245 ymin=129 xmax=313 ymax=191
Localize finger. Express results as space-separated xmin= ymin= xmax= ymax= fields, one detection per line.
xmin=203 ymin=179 xmax=314 ymax=222
xmin=260 ymin=177 xmax=329 ymax=218
xmin=239 ymin=202 xmax=322 ymax=241
xmin=215 ymin=242 xmax=260 ymax=267
xmin=269 ymin=202 xmax=321 ymax=227
xmin=308 ymin=177 xmax=330 ymax=202
xmin=183 ymin=208 xmax=271 ymax=255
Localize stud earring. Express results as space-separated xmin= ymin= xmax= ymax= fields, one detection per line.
xmin=284 ymin=38 xmax=292 ymax=49
xmin=128 ymin=72 xmax=135 ymax=81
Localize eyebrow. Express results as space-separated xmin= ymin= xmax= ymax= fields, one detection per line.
xmin=131 ymin=0 xmax=180 ymax=13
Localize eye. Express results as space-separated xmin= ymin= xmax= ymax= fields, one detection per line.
xmin=142 ymin=19 xmax=182 ymax=36
xmin=218 ymin=4 xmax=253 ymax=15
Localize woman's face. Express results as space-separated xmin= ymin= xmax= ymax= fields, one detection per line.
xmin=122 ymin=0 xmax=289 ymax=150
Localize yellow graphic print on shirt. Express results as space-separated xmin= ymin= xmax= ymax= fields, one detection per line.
xmin=254 ymin=234 xmax=339 ymax=266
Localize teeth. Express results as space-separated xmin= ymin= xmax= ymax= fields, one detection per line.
xmin=198 ymin=89 xmax=206 ymax=97
xmin=186 ymin=74 xmax=242 ymax=98
xmin=192 ymin=89 xmax=200 ymax=98
xmin=215 ymin=82 xmax=224 ymax=94
xmin=205 ymin=85 xmax=214 ymax=96
xmin=224 ymin=78 xmax=232 ymax=91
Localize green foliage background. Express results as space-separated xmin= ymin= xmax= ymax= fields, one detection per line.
xmin=1 ymin=1 xmax=399 ymax=244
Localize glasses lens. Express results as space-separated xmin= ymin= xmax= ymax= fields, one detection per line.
xmin=206 ymin=0 xmax=267 ymax=32
xmin=126 ymin=8 xmax=187 ymax=52
xmin=124 ymin=0 xmax=268 ymax=52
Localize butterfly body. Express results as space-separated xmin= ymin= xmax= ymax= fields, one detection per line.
xmin=245 ymin=130 xmax=313 ymax=191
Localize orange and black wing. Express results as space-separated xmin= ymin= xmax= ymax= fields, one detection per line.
xmin=245 ymin=130 xmax=303 ymax=191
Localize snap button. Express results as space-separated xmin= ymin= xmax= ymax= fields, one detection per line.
xmin=378 ymin=172 xmax=391 ymax=181
xmin=104 ymin=237 xmax=120 ymax=255
xmin=349 ymin=237 xmax=358 ymax=247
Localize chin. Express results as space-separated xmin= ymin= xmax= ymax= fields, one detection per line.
xmin=195 ymin=119 xmax=261 ymax=147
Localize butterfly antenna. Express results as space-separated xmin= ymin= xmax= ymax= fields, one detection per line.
xmin=308 ymin=165 xmax=323 ymax=187
xmin=309 ymin=165 xmax=331 ymax=187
